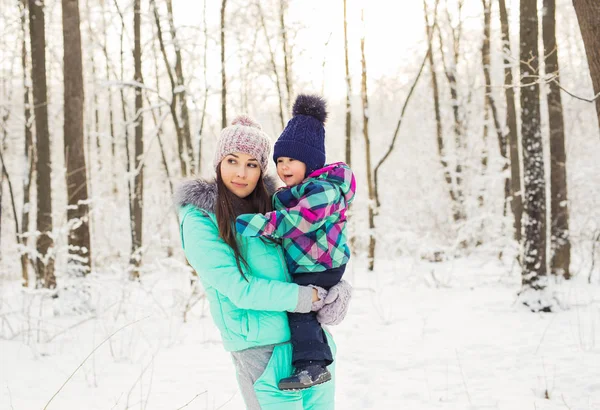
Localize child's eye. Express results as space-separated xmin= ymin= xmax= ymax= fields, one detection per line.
xmin=277 ymin=159 xmax=283 ymax=163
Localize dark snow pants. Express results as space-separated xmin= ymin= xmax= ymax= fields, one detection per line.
xmin=287 ymin=265 xmax=346 ymax=367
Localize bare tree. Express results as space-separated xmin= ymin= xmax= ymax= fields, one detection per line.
xmin=20 ymin=0 xmax=35 ymax=286
xmin=543 ymin=0 xmax=570 ymax=279
xmin=257 ymin=0 xmax=285 ymax=129
xmin=572 ymin=0 xmax=600 ymax=131
xmin=197 ymin=0 xmax=209 ymax=172
xmin=436 ymin=0 xmax=466 ymax=221
xmin=520 ymin=0 xmax=548 ymax=309
xmin=149 ymin=6 xmax=175 ymax=209
xmin=113 ymin=0 xmax=134 ymax=238
xmin=100 ymin=0 xmax=117 ymax=193
xmin=130 ymin=0 xmax=144 ymax=279
xmin=151 ymin=0 xmax=192 ymax=176
xmin=498 ymin=0 xmax=522 ymax=243
xmin=84 ymin=0 xmax=102 ymax=180
xmin=62 ymin=0 xmax=92 ymax=276
xmin=366 ymin=11 xmax=429 ymax=270
xmin=481 ymin=0 xmax=507 ymax=213
xmin=360 ymin=8 xmax=375 ymax=271
xmin=424 ymin=0 xmax=460 ymax=220
xmin=166 ymin=0 xmax=195 ymax=173
xmin=221 ymin=0 xmax=228 ymax=129
xmin=279 ymin=0 xmax=293 ymax=106
xmin=29 ymin=0 xmax=55 ymax=288
xmin=343 ymin=0 xmax=352 ymax=167
xmin=0 ymin=45 xmax=16 ymax=262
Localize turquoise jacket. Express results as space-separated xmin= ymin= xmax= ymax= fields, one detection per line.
xmin=176 ymin=178 xmax=336 ymax=409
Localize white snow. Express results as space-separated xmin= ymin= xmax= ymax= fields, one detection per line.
xmin=1 ymin=255 xmax=599 ymax=410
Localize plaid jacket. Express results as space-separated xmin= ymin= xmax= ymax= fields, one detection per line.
xmin=236 ymin=162 xmax=356 ymax=274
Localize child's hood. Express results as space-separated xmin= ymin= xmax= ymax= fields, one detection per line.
xmin=308 ymin=162 xmax=356 ymax=204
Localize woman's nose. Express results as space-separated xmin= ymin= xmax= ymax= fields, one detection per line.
xmin=236 ymin=167 xmax=246 ymax=178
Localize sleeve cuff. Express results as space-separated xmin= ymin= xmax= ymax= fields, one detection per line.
xmin=292 ymin=285 xmax=313 ymax=313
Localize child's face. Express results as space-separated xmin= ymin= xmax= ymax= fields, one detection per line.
xmin=276 ymin=157 xmax=306 ymax=187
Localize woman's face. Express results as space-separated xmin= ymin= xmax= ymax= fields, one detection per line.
xmin=220 ymin=152 xmax=262 ymax=198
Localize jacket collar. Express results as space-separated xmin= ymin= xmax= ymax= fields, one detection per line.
xmin=175 ymin=174 xmax=279 ymax=213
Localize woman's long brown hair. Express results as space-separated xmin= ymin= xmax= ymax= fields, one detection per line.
xmin=215 ymin=165 xmax=273 ymax=281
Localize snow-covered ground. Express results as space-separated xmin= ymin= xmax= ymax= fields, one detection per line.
xmin=1 ymin=253 xmax=599 ymax=410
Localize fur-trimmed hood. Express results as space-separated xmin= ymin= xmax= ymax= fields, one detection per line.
xmin=175 ymin=175 xmax=280 ymax=213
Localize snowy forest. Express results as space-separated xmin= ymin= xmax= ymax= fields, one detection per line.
xmin=1 ymin=0 xmax=599 ymax=409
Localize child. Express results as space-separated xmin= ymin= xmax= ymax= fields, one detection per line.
xmin=235 ymin=94 xmax=356 ymax=390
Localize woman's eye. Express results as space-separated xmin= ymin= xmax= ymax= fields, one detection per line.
xmin=227 ymin=159 xmax=236 ymax=164
xmin=248 ymin=163 xmax=257 ymax=168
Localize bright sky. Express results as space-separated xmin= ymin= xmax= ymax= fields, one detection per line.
xmin=172 ymin=0 xmax=488 ymax=100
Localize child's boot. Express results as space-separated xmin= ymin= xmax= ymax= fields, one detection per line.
xmin=277 ymin=363 xmax=331 ymax=390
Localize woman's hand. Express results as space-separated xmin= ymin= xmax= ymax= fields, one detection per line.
xmin=316 ymin=280 xmax=352 ymax=325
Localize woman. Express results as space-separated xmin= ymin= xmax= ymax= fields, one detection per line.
xmin=175 ymin=115 xmax=351 ymax=409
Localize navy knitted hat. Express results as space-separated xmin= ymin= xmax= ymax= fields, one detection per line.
xmin=273 ymin=94 xmax=328 ymax=175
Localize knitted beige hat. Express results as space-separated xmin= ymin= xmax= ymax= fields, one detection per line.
xmin=213 ymin=115 xmax=271 ymax=172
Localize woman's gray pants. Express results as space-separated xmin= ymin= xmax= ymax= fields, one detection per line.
xmin=230 ymin=345 xmax=275 ymax=410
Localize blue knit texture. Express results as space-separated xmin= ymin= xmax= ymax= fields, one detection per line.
xmin=273 ymin=95 xmax=327 ymax=174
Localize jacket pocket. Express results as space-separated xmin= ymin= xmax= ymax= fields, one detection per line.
xmin=253 ymin=343 xmax=303 ymax=408
xmin=241 ymin=312 xmax=260 ymax=342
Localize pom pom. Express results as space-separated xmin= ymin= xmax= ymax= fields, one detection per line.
xmin=231 ymin=114 xmax=262 ymax=130
xmin=292 ymin=94 xmax=327 ymax=124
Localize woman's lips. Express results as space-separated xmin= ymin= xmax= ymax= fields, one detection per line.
xmin=231 ymin=182 xmax=247 ymax=187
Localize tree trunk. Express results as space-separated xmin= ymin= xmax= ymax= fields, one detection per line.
xmin=29 ymin=0 xmax=56 ymax=289
xmin=498 ymin=0 xmax=522 ymax=242
xmin=113 ymin=0 xmax=135 ymax=269
xmin=220 ymin=0 xmax=227 ymax=129
xmin=151 ymin=0 xmax=189 ymax=177
xmin=343 ymin=0 xmax=352 ymax=167
xmin=543 ymin=0 xmax=570 ymax=279
xmin=130 ymin=0 xmax=144 ymax=278
xmin=20 ymin=0 xmax=34 ymax=286
xmin=572 ymin=0 xmax=600 ymax=131
xmin=84 ymin=0 xmax=101 ymax=180
xmin=257 ymin=1 xmax=285 ymax=129
xmin=198 ymin=0 xmax=209 ymax=172
xmin=0 ymin=61 xmax=13 ymax=262
xmin=481 ymin=0 xmax=507 ymax=214
xmin=360 ymin=9 xmax=375 ymax=272
xmin=62 ymin=0 xmax=92 ymax=276
xmin=100 ymin=0 xmax=117 ymax=194
xmin=280 ymin=0 xmax=293 ymax=106
xmin=520 ymin=0 xmax=548 ymax=306
xmin=424 ymin=0 xmax=458 ymax=217
xmin=165 ymin=0 xmax=195 ymax=174
xmin=436 ymin=4 xmax=466 ymax=221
